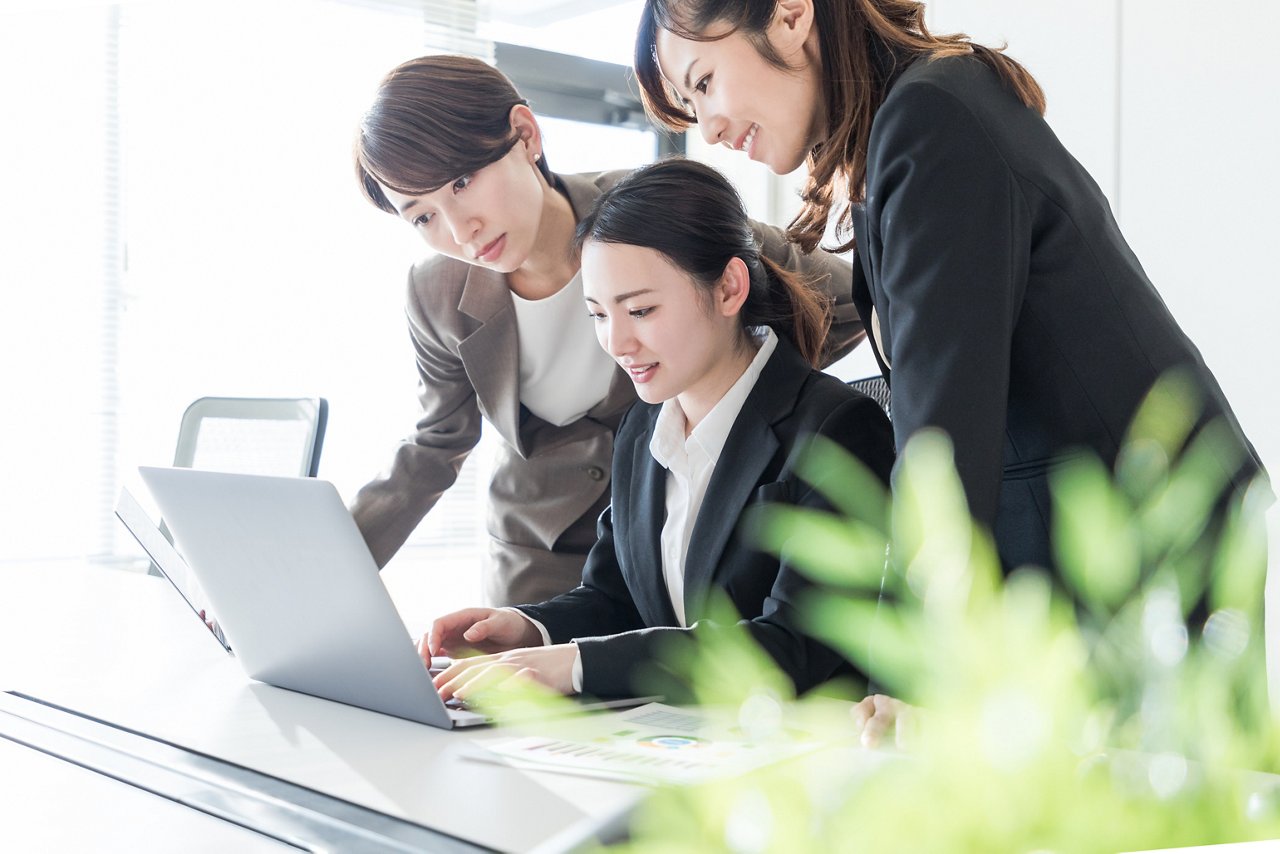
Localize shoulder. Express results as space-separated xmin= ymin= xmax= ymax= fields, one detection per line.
xmin=403 ymin=254 xmax=473 ymax=339
xmin=873 ymin=54 xmax=1033 ymax=147
xmin=788 ymin=372 xmax=895 ymax=481
xmin=793 ymin=370 xmax=885 ymax=424
xmin=558 ymin=170 xmax=633 ymax=217
xmin=886 ymin=53 xmax=1009 ymax=108
xmin=408 ymin=252 xmax=470 ymax=294
xmin=791 ymin=372 xmax=892 ymax=444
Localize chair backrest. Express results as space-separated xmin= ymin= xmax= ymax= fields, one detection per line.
xmin=173 ymin=397 xmax=328 ymax=478
xmin=847 ymin=375 xmax=891 ymax=422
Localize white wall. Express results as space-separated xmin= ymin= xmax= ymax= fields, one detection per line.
xmin=928 ymin=0 xmax=1280 ymax=698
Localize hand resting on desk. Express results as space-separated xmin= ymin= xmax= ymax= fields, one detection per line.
xmin=852 ymin=694 xmax=922 ymax=749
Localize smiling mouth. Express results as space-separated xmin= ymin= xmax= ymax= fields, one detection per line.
xmin=735 ymin=123 xmax=759 ymax=157
xmin=626 ymin=363 xmax=658 ymax=383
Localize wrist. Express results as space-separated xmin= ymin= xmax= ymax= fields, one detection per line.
xmin=501 ymin=607 xmax=551 ymax=647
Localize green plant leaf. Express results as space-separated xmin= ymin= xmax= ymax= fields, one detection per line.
xmin=746 ymin=503 xmax=888 ymax=592
xmin=1210 ymin=477 xmax=1271 ymax=615
xmin=791 ymin=433 xmax=890 ymax=532
xmin=800 ymin=591 xmax=923 ymax=698
xmin=1123 ymin=368 xmax=1202 ymax=459
xmin=1051 ymin=455 xmax=1141 ymax=614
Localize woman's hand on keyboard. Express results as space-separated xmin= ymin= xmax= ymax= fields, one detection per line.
xmin=432 ymin=644 xmax=579 ymax=701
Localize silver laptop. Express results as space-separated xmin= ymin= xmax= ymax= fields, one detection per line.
xmin=116 ymin=486 xmax=233 ymax=654
xmin=137 ymin=465 xmax=490 ymax=729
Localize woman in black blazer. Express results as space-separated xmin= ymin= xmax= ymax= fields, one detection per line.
xmin=636 ymin=0 xmax=1266 ymax=573
xmin=426 ymin=159 xmax=895 ymax=699
xmin=636 ymin=0 xmax=1268 ymax=742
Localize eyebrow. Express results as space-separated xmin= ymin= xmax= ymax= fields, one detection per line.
xmin=681 ymin=59 xmax=699 ymax=96
xmin=584 ymin=288 xmax=656 ymax=305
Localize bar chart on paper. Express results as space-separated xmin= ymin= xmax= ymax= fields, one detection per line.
xmin=477 ymin=703 xmax=818 ymax=784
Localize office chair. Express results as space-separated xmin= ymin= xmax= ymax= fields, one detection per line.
xmin=172 ymin=396 xmax=328 ymax=478
xmin=847 ymin=375 xmax=891 ymax=421
xmin=146 ymin=397 xmax=328 ymax=579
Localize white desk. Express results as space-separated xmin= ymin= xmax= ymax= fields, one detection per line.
xmin=0 ymin=564 xmax=645 ymax=852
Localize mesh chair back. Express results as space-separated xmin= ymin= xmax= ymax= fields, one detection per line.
xmin=846 ymin=375 xmax=891 ymax=422
xmin=173 ymin=397 xmax=328 ymax=478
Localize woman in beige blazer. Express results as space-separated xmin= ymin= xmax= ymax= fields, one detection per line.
xmin=350 ymin=55 xmax=863 ymax=606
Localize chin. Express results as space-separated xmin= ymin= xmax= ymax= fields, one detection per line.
xmin=633 ymin=385 xmax=670 ymax=405
xmin=767 ymin=150 xmax=808 ymax=176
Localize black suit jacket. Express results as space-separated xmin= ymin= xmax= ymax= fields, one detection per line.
xmin=849 ymin=54 xmax=1266 ymax=571
xmin=517 ymin=338 xmax=896 ymax=697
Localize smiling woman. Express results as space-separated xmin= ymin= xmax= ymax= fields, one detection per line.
xmin=425 ymin=159 xmax=895 ymax=702
xmin=632 ymin=0 xmax=1271 ymax=743
xmin=649 ymin=11 xmax=825 ymax=175
xmin=348 ymin=55 xmax=866 ymax=608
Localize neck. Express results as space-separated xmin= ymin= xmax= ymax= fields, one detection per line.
xmin=507 ymin=177 xmax=579 ymax=300
xmin=676 ymin=332 xmax=758 ymax=436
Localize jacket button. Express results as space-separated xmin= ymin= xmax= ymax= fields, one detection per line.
xmin=586 ymin=466 xmax=605 ymax=481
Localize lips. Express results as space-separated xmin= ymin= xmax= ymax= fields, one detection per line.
xmin=475 ymin=234 xmax=506 ymax=263
xmin=730 ymin=123 xmax=759 ymax=158
xmin=626 ymin=363 xmax=658 ymax=384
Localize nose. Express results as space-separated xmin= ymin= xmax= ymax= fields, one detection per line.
xmin=442 ymin=206 xmax=480 ymax=247
xmin=699 ymin=106 xmax=729 ymax=147
xmin=603 ymin=315 xmax=635 ymax=359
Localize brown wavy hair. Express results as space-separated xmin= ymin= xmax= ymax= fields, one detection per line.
xmin=635 ymin=0 xmax=1045 ymax=252
xmin=354 ymin=54 xmax=552 ymax=215
xmin=575 ymin=158 xmax=830 ymax=367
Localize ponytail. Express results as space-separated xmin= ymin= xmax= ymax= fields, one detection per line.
xmin=754 ymin=256 xmax=829 ymax=367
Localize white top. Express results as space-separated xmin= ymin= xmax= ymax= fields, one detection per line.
xmin=648 ymin=327 xmax=778 ymax=627
xmin=510 ymin=276 xmax=617 ymax=427
xmin=515 ymin=328 xmax=780 ymax=694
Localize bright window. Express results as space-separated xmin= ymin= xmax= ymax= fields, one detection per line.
xmin=0 ymin=0 xmax=660 ymax=630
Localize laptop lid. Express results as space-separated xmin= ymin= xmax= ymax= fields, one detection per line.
xmin=137 ymin=466 xmax=459 ymax=729
xmin=115 ymin=486 xmax=232 ymax=654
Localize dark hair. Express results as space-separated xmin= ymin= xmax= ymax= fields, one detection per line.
xmin=354 ymin=54 xmax=553 ymax=214
xmin=575 ymin=158 xmax=830 ymax=367
xmin=635 ymin=0 xmax=1046 ymax=253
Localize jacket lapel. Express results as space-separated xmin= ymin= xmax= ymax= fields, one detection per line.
xmin=626 ymin=407 xmax=680 ymax=626
xmin=680 ymin=341 xmax=808 ymax=621
xmin=455 ymin=264 xmax=523 ymax=453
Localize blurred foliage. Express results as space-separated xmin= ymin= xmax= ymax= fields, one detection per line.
xmin=614 ymin=370 xmax=1278 ymax=853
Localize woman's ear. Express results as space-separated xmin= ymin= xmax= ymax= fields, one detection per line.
xmin=716 ymin=257 xmax=752 ymax=318
xmin=769 ymin=0 xmax=816 ymax=58
xmin=508 ymin=104 xmax=543 ymax=164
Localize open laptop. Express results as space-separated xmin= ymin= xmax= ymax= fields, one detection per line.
xmin=116 ymin=486 xmax=233 ymax=654
xmin=136 ymin=466 xmax=628 ymax=729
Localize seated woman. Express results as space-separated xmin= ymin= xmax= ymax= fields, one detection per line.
xmin=426 ymin=159 xmax=895 ymax=700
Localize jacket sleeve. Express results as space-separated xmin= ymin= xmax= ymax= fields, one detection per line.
xmin=349 ymin=264 xmax=483 ymax=568
xmin=575 ymin=394 xmax=895 ymax=697
xmin=867 ymin=80 xmax=1032 ymax=530
xmin=750 ymin=219 xmax=865 ymax=365
xmin=513 ymin=502 xmax=647 ymax=641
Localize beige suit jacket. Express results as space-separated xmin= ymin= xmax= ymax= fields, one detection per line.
xmin=350 ymin=170 xmax=863 ymax=606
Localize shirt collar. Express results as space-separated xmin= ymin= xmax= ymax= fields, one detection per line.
xmin=649 ymin=327 xmax=779 ymax=471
